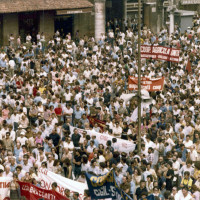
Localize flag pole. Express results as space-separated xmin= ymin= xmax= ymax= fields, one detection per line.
xmin=137 ymin=0 xmax=142 ymax=155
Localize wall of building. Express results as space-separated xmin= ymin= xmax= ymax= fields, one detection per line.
xmin=73 ymin=12 xmax=94 ymax=38
xmin=144 ymin=4 xmax=158 ymax=33
xmin=39 ymin=11 xmax=55 ymax=41
xmin=3 ymin=13 xmax=19 ymax=45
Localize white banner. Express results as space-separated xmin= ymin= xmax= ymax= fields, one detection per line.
xmin=0 ymin=177 xmax=12 ymax=200
xmin=70 ymin=126 xmax=136 ymax=153
xmin=38 ymin=168 xmax=87 ymax=200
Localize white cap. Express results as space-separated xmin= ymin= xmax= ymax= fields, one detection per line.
xmin=21 ymin=132 xmax=25 ymax=135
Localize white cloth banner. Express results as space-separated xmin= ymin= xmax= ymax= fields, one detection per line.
xmin=130 ymin=101 xmax=152 ymax=122
xmin=70 ymin=126 xmax=136 ymax=153
xmin=0 ymin=177 xmax=12 ymax=200
xmin=130 ymin=104 xmax=145 ymax=122
xmin=38 ymin=168 xmax=87 ymax=200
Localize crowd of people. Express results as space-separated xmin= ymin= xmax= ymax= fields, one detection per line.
xmin=0 ymin=15 xmax=200 ymax=200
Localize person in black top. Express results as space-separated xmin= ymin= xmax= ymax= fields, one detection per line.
xmin=71 ymin=128 xmax=81 ymax=148
xmin=49 ymin=130 xmax=60 ymax=155
xmin=165 ymin=161 xmax=174 ymax=191
xmin=73 ymin=149 xmax=82 ymax=179
xmin=135 ymin=180 xmax=148 ymax=200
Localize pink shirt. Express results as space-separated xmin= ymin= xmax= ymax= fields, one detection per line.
xmin=35 ymin=137 xmax=43 ymax=145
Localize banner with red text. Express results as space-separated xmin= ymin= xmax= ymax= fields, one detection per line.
xmin=38 ymin=168 xmax=87 ymax=200
xmin=18 ymin=181 xmax=69 ymax=200
xmin=70 ymin=126 xmax=136 ymax=153
xmin=128 ymin=76 xmax=164 ymax=91
xmin=141 ymin=45 xmax=180 ymax=62
xmin=0 ymin=177 xmax=12 ymax=200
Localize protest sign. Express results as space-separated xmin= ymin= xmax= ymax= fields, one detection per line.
xmin=85 ymin=170 xmax=132 ymax=200
xmin=141 ymin=45 xmax=180 ymax=62
xmin=70 ymin=126 xmax=136 ymax=153
xmin=18 ymin=181 xmax=69 ymax=200
xmin=0 ymin=177 xmax=12 ymax=200
xmin=128 ymin=77 xmax=164 ymax=91
xmin=38 ymin=168 xmax=87 ymax=200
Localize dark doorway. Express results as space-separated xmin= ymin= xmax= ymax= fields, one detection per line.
xmin=19 ymin=12 xmax=39 ymax=43
xmin=54 ymin=15 xmax=74 ymax=38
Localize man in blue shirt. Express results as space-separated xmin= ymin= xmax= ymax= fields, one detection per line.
xmin=73 ymin=105 xmax=84 ymax=126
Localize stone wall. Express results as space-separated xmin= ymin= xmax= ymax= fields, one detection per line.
xmin=3 ymin=13 xmax=19 ymax=46
xmin=73 ymin=12 xmax=94 ymax=38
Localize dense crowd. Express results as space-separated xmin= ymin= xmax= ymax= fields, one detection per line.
xmin=0 ymin=15 xmax=200 ymax=200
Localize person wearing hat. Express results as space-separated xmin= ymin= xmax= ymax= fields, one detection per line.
xmin=16 ymin=131 xmax=28 ymax=146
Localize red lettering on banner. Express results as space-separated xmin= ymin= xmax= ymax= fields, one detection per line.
xmin=17 ymin=181 xmax=69 ymax=200
xmin=128 ymin=76 xmax=165 ymax=91
xmin=41 ymin=180 xmax=51 ymax=190
xmin=100 ymin=135 xmax=108 ymax=141
xmin=141 ymin=45 xmax=180 ymax=63
xmin=0 ymin=182 xmax=10 ymax=188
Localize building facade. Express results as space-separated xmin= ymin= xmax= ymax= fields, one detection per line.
xmin=0 ymin=0 xmax=94 ymax=45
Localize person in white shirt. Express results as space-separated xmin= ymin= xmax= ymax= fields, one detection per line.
xmin=17 ymin=132 xmax=28 ymax=146
xmin=189 ymin=145 xmax=198 ymax=161
xmin=177 ymin=187 xmax=193 ymax=200
xmin=112 ymin=122 xmax=122 ymax=138
xmin=87 ymin=140 xmax=96 ymax=154
xmin=3 ymin=165 xmax=13 ymax=178
xmin=183 ymin=135 xmax=193 ymax=150
xmin=63 ymin=137 xmax=74 ymax=153
xmin=47 ymin=154 xmax=54 ymax=172
xmin=171 ymin=187 xmax=180 ymax=200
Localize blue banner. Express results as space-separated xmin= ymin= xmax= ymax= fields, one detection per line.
xmin=85 ymin=170 xmax=133 ymax=200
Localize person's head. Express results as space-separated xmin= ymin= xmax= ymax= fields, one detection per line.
xmin=5 ymin=132 xmax=10 ymax=139
xmin=13 ymin=173 xmax=18 ymax=181
xmin=73 ymin=192 xmax=79 ymax=199
xmin=153 ymin=186 xmax=160 ymax=195
xmin=140 ymin=180 xmax=146 ymax=188
xmin=182 ymin=186 xmax=189 ymax=197
xmin=172 ymin=186 xmax=178 ymax=195
xmin=184 ymin=171 xmax=190 ymax=179
xmin=51 ymin=182 xmax=57 ymax=190
xmin=48 ymin=154 xmax=53 ymax=161
xmin=167 ymin=161 xmax=172 ymax=169
xmin=48 ymin=140 xmax=53 ymax=147
xmin=5 ymin=165 xmax=10 ymax=173
xmin=64 ymin=189 xmax=70 ymax=197
xmin=41 ymin=162 xmax=47 ymax=168
xmin=16 ymin=166 xmax=22 ymax=174
xmin=186 ymin=160 xmax=192 ymax=167
xmin=141 ymin=191 xmax=148 ymax=199
xmin=147 ymin=175 xmax=153 ymax=182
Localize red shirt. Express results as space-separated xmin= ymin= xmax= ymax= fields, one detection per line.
xmin=33 ymin=87 xmax=37 ymax=97
xmin=16 ymin=81 xmax=23 ymax=89
xmin=54 ymin=107 xmax=62 ymax=115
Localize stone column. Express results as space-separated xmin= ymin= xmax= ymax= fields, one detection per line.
xmin=94 ymin=0 xmax=106 ymax=41
xmin=123 ymin=0 xmax=127 ymax=21
xmin=169 ymin=11 xmax=174 ymax=35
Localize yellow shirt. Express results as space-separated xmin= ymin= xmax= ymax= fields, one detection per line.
xmin=181 ymin=178 xmax=193 ymax=189
xmin=39 ymin=87 xmax=46 ymax=94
